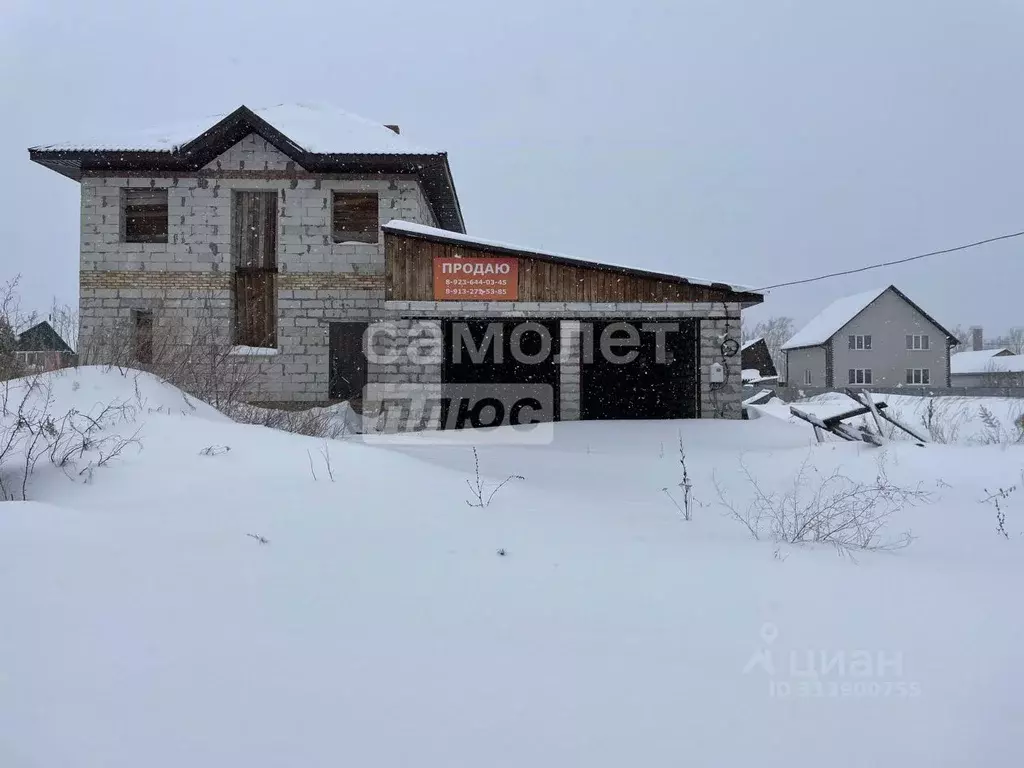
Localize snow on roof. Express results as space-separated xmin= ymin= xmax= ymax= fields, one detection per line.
xmin=31 ymin=103 xmax=434 ymax=155
xmin=741 ymin=338 xmax=763 ymax=351
xmin=988 ymin=354 xmax=1024 ymax=374
xmin=382 ymin=220 xmax=759 ymax=293
xmin=950 ymin=348 xmax=1014 ymax=374
xmin=951 ymin=352 xmax=1024 ymax=375
xmin=781 ymin=287 xmax=889 ymax=350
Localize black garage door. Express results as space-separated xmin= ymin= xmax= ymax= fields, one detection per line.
xmin=441 ymin=319 xmax=560 ymax=429
xmin=580 ymin=319 xmax=698 ymax=420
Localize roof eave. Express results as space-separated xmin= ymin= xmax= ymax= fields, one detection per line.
xmin=28 ymin=151 xmax=466 ymax=232
xmin=28 ymin=106 xmax=466 ymax=233
xmin=887 ymin=286 xmax=959 ymax=343
xmin=780 ymin=341 xmax=825 ymax=352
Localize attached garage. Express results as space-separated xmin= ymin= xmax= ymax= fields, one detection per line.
xmin=369 ymin=221 xmax=763 ymax=431
xmin=441 ymin=319 xmax=560 ymax=428
xmin=579 ymin=319 xmax=699 ymax=420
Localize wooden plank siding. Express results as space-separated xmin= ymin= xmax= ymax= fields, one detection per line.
xmin=385 ymin=231 xmax=762 ymax=305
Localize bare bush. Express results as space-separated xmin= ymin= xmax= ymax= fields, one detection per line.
xmin=79 ymin=289 xmax=264 ymax=411
xmin=919 ymin=397 xmax=970 ymax=444
xmin=0 ymin=375 xmax=142 ymax=500
xmin=976 ymin=404 xmax=1024 ymax=446
xmin=199 ymin=445 xmax=231 ymax=456
xmin=714 ymin=453 xmax=928 ymax=553
xmin=307 ymin=441 xmax=336 ymax=482
xmin=229 ymin=402 xmax=355 ymax=439
xmin=981 ymin=482 xmax=1019 ymax=539
xmin=0 ymin=276 xmax=30 ymax=382
xmin=662 ymin=435 xmax=697 ymax=521
xmin=465 ymin=447 xmax=523 ymax=508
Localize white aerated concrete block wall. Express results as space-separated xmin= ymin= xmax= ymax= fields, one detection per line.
xmin=78 ymin=134 xmax=436 ymax=402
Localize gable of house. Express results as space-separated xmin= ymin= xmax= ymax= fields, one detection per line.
xmin=203 ymin=134 xmax=304 ymax=172
xmin=831 ymin=287 xmax=952 ymax=387
xmin=17 ymin=321 xmax=73 ymax=353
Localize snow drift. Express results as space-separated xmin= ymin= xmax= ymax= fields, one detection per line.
xmin=1 ymin=367 xmax=1022 ymax=767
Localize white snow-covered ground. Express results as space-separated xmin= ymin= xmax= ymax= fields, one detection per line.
xmin=755 ymin=391 xmax=1024 ymax=444
xmin=2 ymin=368 xmax=1023 ymax=767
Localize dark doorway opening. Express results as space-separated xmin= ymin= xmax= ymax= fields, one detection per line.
xmin=329 ymin=322 xmax=369 ymax=405
xmin=579 ymin=319 xmax=698 ymax=420
xmin=441 ymin=319 xmax=560 ymax=428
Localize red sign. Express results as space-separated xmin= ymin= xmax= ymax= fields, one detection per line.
xmin=433 ymin=257 xmax=519 ymax=301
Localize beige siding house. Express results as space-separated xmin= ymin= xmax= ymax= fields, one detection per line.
xmin=782 ymin=285 xmax=956 ymax=389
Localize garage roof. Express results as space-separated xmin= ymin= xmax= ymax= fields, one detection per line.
xmin=383 ymin=220 xmax=762 ymax=300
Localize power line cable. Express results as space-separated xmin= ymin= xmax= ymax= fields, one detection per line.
xmin=755 ymin=229 xmax=1024 ymax=291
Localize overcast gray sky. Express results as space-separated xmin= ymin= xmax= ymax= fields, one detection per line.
xmin=2 ymin=0 xmax=1022 ymax=338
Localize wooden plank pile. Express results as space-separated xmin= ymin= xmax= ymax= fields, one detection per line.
xmin=789 ymin=389 xmax=928 ymax=447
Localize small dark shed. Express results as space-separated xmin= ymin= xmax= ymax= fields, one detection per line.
xmin=17 ymin=321 xmax=76 ymax=371
xmin=740 ymin=338 xmax=777 ymax=379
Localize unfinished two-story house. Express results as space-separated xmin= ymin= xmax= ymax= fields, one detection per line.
xmin=30 ymin=103 xmax=762 ymax=427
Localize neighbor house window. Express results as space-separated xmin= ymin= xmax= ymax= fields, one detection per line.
xmin=16 ymin=351 xmax=51 ymax=371
xmin=803 ymin=369 xmax=812 ymax=385
xmin=848 ymin=334 xmax=872 ymax=350
xmin=848 ymin=368 xmax=872 ymax=385
xmin=332 ymin=192 xmax=379 ymax=243
xmin=132 ymin=309 xmax=153 ymax=364
xmin=906 ymin=334 xmax=930 ymax=350
xmin=906 ymin=368 xmax=930 ymax=385
xmin=123 ymin=188 xmax=168 ymax=243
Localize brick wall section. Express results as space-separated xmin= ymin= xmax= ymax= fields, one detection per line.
xmin=78 ymin=134 xmax=435 ymax=400
xmin=203 ymin=134 xmax=296 ymax=172
xmin=559 ymin=321 xmax=582 ymax=420
xmin=81 ymin=272 xmax=384 ymax=291
xmin=364 ymin=319 xmax=443 ymax=432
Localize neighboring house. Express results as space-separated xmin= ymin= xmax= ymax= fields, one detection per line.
xmin=740 ymin=337 xmax=778 ymax=384
xmin=950 ymin=348 xmax=1024 ymax=387
xmin=781 ymin=285 xmax=956 ymax=389
xmin=28 ymin=104 xmax=763 ymax=426
xmin=16 ymin=321 xmax=76 ymax=372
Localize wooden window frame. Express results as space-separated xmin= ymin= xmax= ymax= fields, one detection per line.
xmin=848 ymin=368 xmax=872 ymax=385
xmin=123 ymin=188 xmax=169 ymax=244
xmin=803 ymin=369 xmax=812 ymax=385
xmin=232 ymin=191 xmax=279 ymax=349
xmin=906 ymin=334 xmax=930 ymax=350
xmin=848 ymin=334 xmax=872 ymax=350
xmin=331 ymin=191 xmax=379 ymax=244
xmin=905 ymin=368 xmax=930 ymax=385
